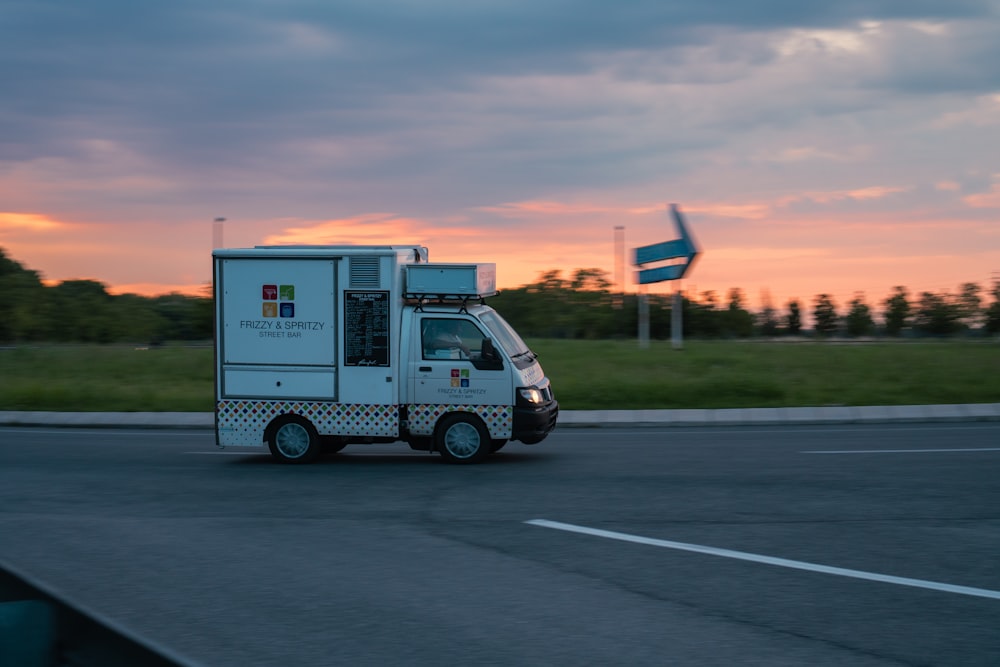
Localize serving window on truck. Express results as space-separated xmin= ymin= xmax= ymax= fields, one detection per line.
xmin=217 ymin=258 xmax=338 ymax=400
xmin=219 ymin=258 xmax=337 ymax=366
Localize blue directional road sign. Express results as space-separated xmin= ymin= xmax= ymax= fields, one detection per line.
xmin=633 ymin=204 xmax=700 ymax=285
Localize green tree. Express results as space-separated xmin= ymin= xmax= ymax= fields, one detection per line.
xmin=47 ymin=280 xmax=116 ymax=342
xmin=812 ymin=294 xmax=839 ymax=337
xmin=0 ymin=248 xmax=46 ymax=342
xmin=756 ymin=290 xmax=779 ymax=337
xmin=569 ymin=268 xmax=611 ymax=291
xmin=956 ymin=282 xmax=983 ymax=331
xmin=984 ymin=279 xmax=1000 ymax=335
xmin=495 ymin=269 xmax=615 ymax=339
xmin=844 ymin=293 xmax=875 ymax=337
xmin=723 ymin=288 xmax=754 ymax=338
xmin=567 ymin=268 xmax=615 ymax=339
xmin=882 ymin=286 xmax=910 ymax=337
xmin=785 ymin=299 xmax=802 ymax=336
xmin=531 ymin=269 xmax=569 ymax=294
xmin=111 ymin=294 xmax=170 ymax=343
xmin=528 ymin=270 xmax=575 ymax=338
xmin=684 ymin=291 xmax=722 ymax=338
xmin=913 ymin=291 xmax=961 ymax=336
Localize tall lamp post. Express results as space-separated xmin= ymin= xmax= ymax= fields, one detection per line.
xmin=614 ymin=225 xmax=625 ymax=309
xmin=213 ymin=217 xmax=226 ymax=249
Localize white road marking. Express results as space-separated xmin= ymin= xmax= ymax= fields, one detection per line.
xmin=804 ymin=448 xmax=1000 ymax=454
xmin=526 ymin=519 xmax=1000 ymax=601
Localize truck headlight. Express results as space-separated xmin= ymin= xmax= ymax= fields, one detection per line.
xmin=518 ymin=387 xmax=544 ymax=404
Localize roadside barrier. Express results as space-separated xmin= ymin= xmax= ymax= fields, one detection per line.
xmin=0 ymin=563 xmax=198 ymax=667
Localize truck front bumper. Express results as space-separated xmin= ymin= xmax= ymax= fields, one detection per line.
xmin=512 ymin=400 xmax=559 ymax=444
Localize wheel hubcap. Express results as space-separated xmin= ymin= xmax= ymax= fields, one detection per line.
xmin=276 ymin=423 xmax=310 ymax=458
xmin=444 ymin=422 xmax=481 ymax=459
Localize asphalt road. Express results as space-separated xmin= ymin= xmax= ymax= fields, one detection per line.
xmin=2 ymin=424 xmax=1000 ymax=666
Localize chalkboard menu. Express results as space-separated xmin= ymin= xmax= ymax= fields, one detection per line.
xmin=344 ymin=291 xmax=390 ymax=366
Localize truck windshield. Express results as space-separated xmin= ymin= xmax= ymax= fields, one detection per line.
xmin=478 ymin=309 xmax=533 ymax=360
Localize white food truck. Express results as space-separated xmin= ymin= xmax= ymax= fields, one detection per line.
xmin=213 ymin=245 xmax=558 ymax=463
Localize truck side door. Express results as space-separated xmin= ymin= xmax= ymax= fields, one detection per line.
xmin=409 ymin=315 xmax=512 ymax=421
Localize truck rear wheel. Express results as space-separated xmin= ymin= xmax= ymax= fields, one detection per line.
xmin=436 ymin=413 xmax=491 ymax=464
xmin=268 ymin=416 xmax=321 ymax=464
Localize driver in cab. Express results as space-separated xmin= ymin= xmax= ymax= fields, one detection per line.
xmin=423 ymin=320 xmax=471 ymax=359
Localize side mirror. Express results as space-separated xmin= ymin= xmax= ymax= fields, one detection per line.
xmin=473 ymin=338 xmax=503 ymax=371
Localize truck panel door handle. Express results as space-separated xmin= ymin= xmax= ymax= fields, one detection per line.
xmin=419 ymin=366 xmax=432 ymax=372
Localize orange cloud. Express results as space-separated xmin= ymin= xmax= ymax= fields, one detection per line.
xmin=764 ymin=146 xmax=855 ymax=163
xmin=709 ymin=247 xmax=833 ymax=262
xmin=264 ymin=214 xmax=426 ymax=245
xmin=963 ymin=178 xmax=1000 ymax=208
xmin=778 ymin=186 xmax=909 ymax=206
xmin=0 ymin=212 xmax=66 ymax=232
xmin=263 ymin=214 xmax=486 ymax=247
xmin=685 ymin=203 xmax=772 ymax=219
xmin=477 ymin=200 xmax=620 ymax=217
xmin=478 ymin=187 xmax=910 ymax=230
xmin=933 ymin=94 xmax=1000 ymax=128
xmin=109 ymin=282 xmax=211 ymax=298
xmin=480 ymin=199 xmax=772 ymax=221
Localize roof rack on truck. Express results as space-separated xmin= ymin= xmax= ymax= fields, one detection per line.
xmin=403 ymin=263 xmax=497 ymax=312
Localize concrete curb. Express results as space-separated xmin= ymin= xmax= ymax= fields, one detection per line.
xmin=2 ymin=404 xmax=1000 ymax=429
xmin=0 ymin=412 xmax=214 ymax=429
xmin=557 ymin=403 xmax=1000 ymax=427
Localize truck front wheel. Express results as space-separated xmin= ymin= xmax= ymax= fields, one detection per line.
xmin=268 ymin=416 xmax=321 ymax=464
xmin=436 ymin=413 xmax=491 ymax=464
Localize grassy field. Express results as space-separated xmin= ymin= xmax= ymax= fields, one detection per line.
xmin=534 ymin=339 xmax=1000 ymax=409
xmin=1 ymin=340 xmax=998 ymax=412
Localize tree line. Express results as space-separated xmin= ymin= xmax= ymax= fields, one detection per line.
xmin=2 ymin=247 xmax=998 ymax=344
xmin=489 ymin=268 xmax=1000 ymax=340
xmin=0 ymin=248 xmax=212 ymax=344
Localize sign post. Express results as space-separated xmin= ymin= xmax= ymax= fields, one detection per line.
xmin=637 ymin=284 xmax=649 ymax=349
xmin=632 ymin=204 xmax=701 ymax=350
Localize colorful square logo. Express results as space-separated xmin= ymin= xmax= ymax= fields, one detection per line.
xmin=280 ymin=303 xmax=294 ymax=318
xmin=262 ymin=284 xmax=277 ymax=300
xmin=262 ymin=302 xmax=278 ymax=317
xmin=279 ymin=285 xmax=295 ymax=301
xmin=460 ymin=369 xmax=470 ymax=378
xmin=451 ymin=369 xmax=460 ymax=378
xmin=460 ymin=379 xmax=470 ymax=387
xmin=450 ymin=378 xmax=460 ymax=387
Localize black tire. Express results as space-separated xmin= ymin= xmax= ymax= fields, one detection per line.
xmin=267 ymin=415 xmax=321 ymax=464
xmin=435 ymin=413 xmax=491 ymax=464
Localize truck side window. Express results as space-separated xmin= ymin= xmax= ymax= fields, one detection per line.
xmin=422 ymin=319 xmax=480 ymax=360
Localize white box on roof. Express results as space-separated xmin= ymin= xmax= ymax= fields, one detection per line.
xmin=405 ymin=263 xmax=497 ymax=297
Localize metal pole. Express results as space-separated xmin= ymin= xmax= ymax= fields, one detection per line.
xmin=638 ymin=285 xmax=649 ymax=349
xmin=672 ymin=286 xmax=683 ymax=350
xmin=614 ymin=225 xmax=625 ymax=309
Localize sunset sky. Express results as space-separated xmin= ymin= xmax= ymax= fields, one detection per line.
xmin=2 ymin=1 xmax=999 ymax=313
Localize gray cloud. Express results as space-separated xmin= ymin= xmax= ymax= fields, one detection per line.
xmin=2 ymin=0 xmax=999 ymax=221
